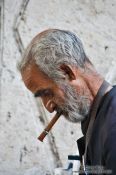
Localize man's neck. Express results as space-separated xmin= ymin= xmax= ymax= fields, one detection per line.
xmin=86 ymin=75 xmax=104 ymax=98
xmin=83 ymin=68 xmax=112 ymax=102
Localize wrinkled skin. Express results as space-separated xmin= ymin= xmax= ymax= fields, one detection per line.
xmin=21 ymin=62 xmax=104 ymax=122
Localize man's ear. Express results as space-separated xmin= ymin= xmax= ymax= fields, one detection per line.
xmin=60 ymin=64 xmax=76 ymax=81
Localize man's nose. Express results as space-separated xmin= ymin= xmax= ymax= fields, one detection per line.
xmin=43 ymin=99 xmax=56 ymax=113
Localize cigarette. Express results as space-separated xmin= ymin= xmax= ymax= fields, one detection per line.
xmin=38 ymin=110 xmax=62 ymax=142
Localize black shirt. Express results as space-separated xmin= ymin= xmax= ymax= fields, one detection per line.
xmin=77 ymin=86 xmax=116 ymax=174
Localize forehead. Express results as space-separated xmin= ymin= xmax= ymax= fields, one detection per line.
xmin=21 ymin=63 xmax=55 ymax=93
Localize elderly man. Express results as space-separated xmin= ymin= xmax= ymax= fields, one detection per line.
xmin=18 ymin=29 xmax=116 ymax=174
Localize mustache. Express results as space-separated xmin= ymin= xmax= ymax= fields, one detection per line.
xmin=54 ymin=105 xmax=65 ymax=115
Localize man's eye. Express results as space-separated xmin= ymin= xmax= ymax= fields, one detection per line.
xmin=43 ymin=90 xmax=53 ymax=97
xmin=34 ymin=89 xmax=54 ymax=98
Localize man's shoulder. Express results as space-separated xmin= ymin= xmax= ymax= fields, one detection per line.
xmin=107 ymin=86 xmax=116 ymax=106
xmin=99 ymin=86 xmax=116 ymax=125
xmin=103 ymin=86 xmax=116 ymax=108
xmin=104 ymin=86 xmax=116 ymax=128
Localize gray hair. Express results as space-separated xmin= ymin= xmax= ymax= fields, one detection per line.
xmin=18 ymin=29 xmax=90 ymax=82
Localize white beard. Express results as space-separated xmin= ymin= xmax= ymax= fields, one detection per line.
xmin=58 ymin=82 xmax=91 ymax=123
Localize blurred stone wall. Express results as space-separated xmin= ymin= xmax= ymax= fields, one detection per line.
xmin=0 ymin=0 xmax=116 ymax=175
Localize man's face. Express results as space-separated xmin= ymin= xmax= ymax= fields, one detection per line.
xmin=21 ymin=63 xmax=91 ymax=122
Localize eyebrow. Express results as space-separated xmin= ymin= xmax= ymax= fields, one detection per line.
xmin=34 ymin=88 xmax=53 ymax=98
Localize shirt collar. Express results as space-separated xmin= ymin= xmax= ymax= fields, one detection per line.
xmin=81 ymin=80 xmax=110 ymax=135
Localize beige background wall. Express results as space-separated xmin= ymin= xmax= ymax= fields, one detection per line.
xmin=0 ymin=0 xmax=116 ymax=174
